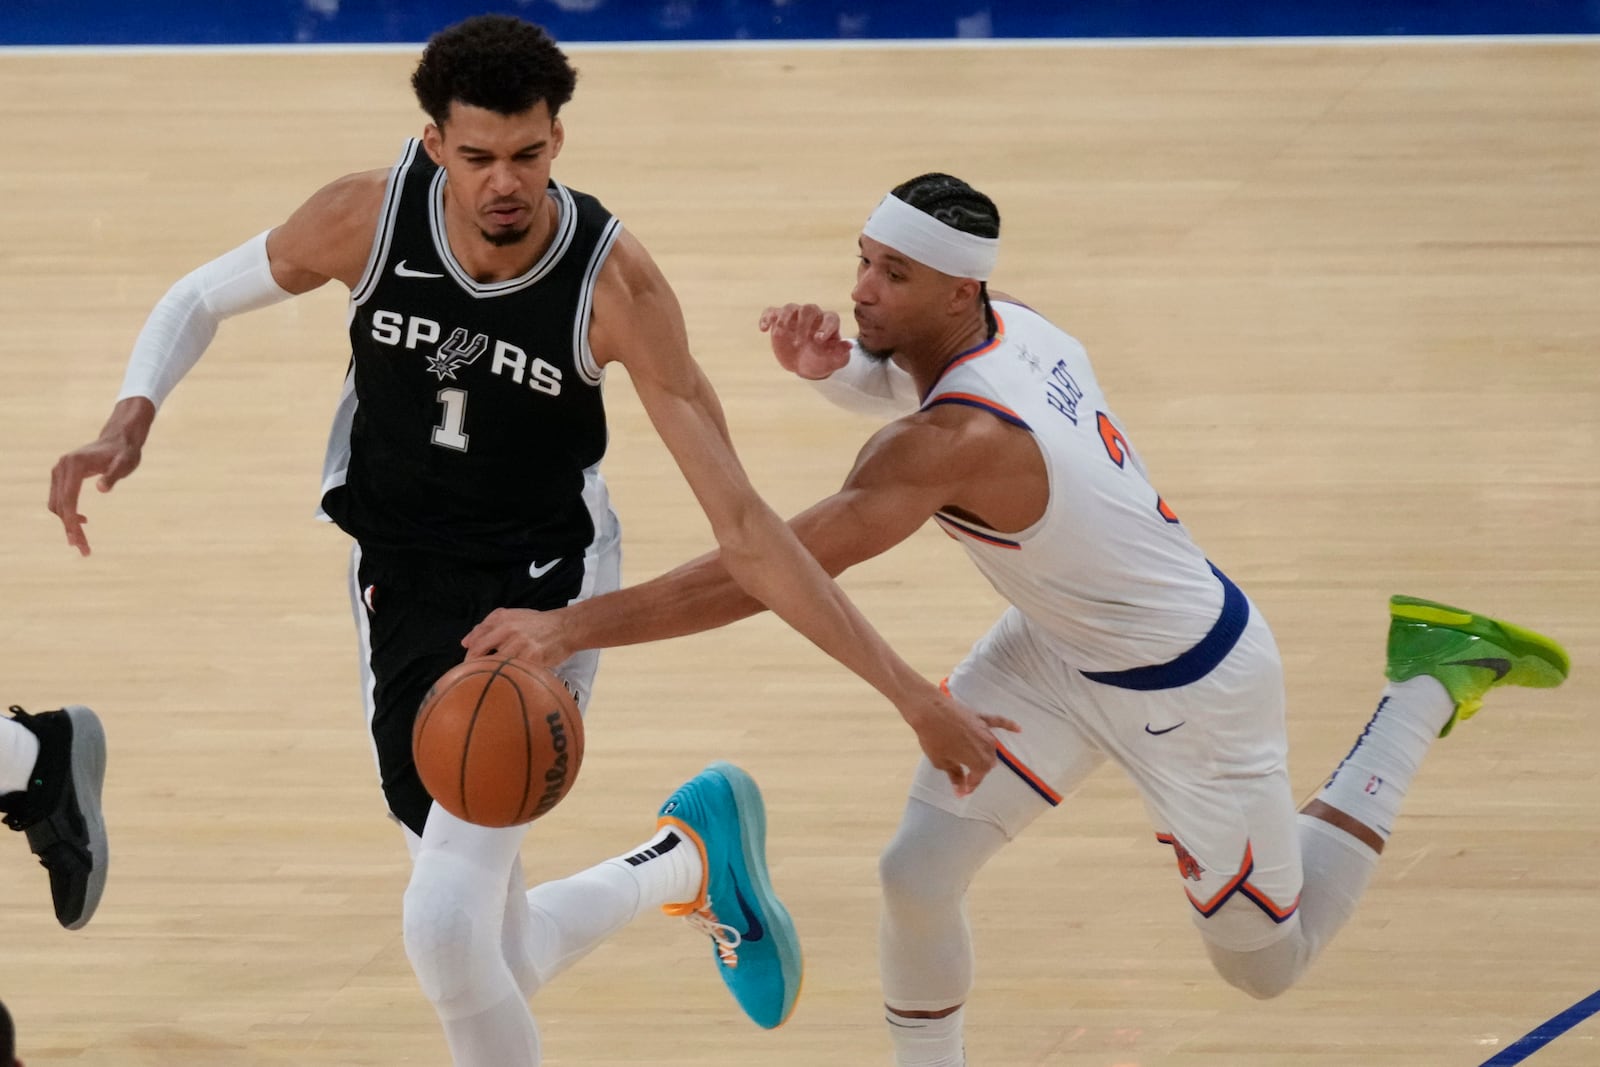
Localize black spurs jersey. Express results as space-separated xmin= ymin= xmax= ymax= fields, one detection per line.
xmin=320 ymin=139 xmax=622 ymax=564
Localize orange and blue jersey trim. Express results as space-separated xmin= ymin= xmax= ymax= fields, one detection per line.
xmin=920 ymin=310 xmax=1008 ymax=401
xmin=924 ymin=391 xmax=1031 ymax=431
xmin=1155 ymin=835 xmax=1300 ymax=923
xmin=938 ymin=677 xmax=1059 ymax=804
xmin=933 ymin=512 xmax=1021 ymax=550
xmin=995 ymin=743 xmax=1062 ymax=805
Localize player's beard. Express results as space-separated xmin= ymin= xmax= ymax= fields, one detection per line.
xmin=480 ymin=224 xmax=532 ymax=248
xmin=858 ymin=340 xmax=894 ymax=361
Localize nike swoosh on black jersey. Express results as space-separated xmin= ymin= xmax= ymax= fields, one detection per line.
xmin=394 ymin=259 xmax=444 ymax=278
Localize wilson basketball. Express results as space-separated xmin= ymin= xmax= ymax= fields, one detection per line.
xmin=412 ymin=657 xmax=585 ymax=827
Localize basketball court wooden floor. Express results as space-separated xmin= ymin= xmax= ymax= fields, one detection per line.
xmin=0 ymin=37 xmax=1596 ymax=1066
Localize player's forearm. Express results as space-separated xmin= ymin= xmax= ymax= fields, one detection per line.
xmin=805 ymin=343 xmax=920 ymax=417
xmin=562 ymin=547 xmax=768 ymax=650
xmin=714 ymin=502 xmax=927 ymax=707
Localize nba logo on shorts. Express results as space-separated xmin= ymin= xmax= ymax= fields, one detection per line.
xmin=1364 ymin=775 xmax=1383 ymax=796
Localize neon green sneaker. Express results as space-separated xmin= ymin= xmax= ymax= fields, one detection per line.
xmin=1386 ymin=595 xmax=1570 ymax=737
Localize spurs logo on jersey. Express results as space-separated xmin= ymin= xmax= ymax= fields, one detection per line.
xmin=368 ymin=311 xmax=564 ymax=394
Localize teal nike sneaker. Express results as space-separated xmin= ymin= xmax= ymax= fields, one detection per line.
xmin=657 ymin=761 xmax=803 ymax=1029
xmin=1386 ymin=595 xmax=1570 ymax=737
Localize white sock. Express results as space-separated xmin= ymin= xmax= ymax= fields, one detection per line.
xmin=1315 ymin=677 xmax=1453 ymax=840
xmin=514 ymin=825 xmax=704 ymax=990
xmin=0 ymin=715 xmax=40 ymax=795
xmin=613 ymin=822 xmax=704 ymax=909
xmin=887 ymin=1006 xmax=966 ymax=1067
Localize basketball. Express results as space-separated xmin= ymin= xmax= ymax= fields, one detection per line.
xmin=412 ymin=657 xmax=585 ymax=827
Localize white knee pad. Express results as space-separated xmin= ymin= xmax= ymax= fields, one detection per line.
xmin=879 ymin=831 xmax=967 ymax=918
xmin=879 ymin=797 xmax=1008 ymax=908
xmin=403 ymin=849 xmax=509 ymax=1019
xmin=878 ymin=797 xmax=1011 ymax=1013
xmin=1203 ymin=916 xmax=1310 ymax=1001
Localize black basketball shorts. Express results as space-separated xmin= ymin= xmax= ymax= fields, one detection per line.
xmin=349 ymin=544 xmax=606 ymax=837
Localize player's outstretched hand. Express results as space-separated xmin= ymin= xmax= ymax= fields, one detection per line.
xmin=462 ymin=608 xmax=573 ymax=667
xmin=759 ymin=303 xmax=853 ymax=381
xmin=900 ymin=686 xmax=1020 ymax=797
xmin=48 ymin=399 xmax=154 ymax=557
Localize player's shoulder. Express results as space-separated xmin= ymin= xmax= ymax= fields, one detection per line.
xmin=909 ymin=394 xmax=1026 ymax=442
xmin=270 ymin=168 xmax=392 ymax=291
xmin=303 ymin=168 xmax=391 ymax=223
xmin=840 ymin=403 xmax=1017 ymax=495
xmin=868 ymin=400 xmax=1022 ymax=474
xmin=590 ymin=227 xmax=673 ymax=320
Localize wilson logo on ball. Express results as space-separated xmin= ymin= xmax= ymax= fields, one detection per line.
xmin=413 ymin=657 xmax=585 ymax=827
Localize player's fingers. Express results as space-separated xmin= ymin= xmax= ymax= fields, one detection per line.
xmin=781 ymin=303 xmax=810 ymax=335
xmin=47 ymin=457 xmax=73 ymax=518
xmin=52 ymin=481 xmax=91 ymax=552
xmin=980 ymin=713 xmax=1022 ymax=733
xmin=97 ymin=448 xmax=138 ymax=492
xmin=461 ymin=623 xmax=501 ymax=655
xmin=67 ymin=518 xmax=91 ymax=557
xmin=52 ymin=459 xmax=91 ymax=523
xmin=757 ymin=306 xmax=781 ymax=331
xmin=817 ymin=309 xmax=842 ymax=341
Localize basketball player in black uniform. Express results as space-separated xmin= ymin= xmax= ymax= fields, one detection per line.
xmin=46 ymin=15 xmax=1013 ymax=1065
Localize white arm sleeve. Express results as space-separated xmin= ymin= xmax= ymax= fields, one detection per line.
xmin=805 ymin=342 xmax=921 ymax=418
xmin=116 ymin=230 xmax=295 ymax=408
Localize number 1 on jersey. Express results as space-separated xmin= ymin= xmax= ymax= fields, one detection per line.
xmin=432 ymin=387 xmax=469 ymax=451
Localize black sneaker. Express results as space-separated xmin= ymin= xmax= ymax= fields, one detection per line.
xmin=0 ymin=706 xmax=108 ymax=929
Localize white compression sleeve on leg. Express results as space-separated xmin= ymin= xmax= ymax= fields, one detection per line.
xmin=807 ymin=343 xmax=921 ymax=418
xmin=116 ymin=230 xmax=294 ymax=408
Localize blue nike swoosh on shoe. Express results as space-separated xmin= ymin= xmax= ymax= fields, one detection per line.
xmin=1144 ymin=722 xmax=1185 ymax=736
xmin=732 ymin=877 xmax=765 ymax=942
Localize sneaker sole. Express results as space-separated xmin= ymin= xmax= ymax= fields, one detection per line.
xmin=63 ymin=705 xmax=107 ymax=930
xmin=706 ymin=760 xmax=804 ymax=1028
xmin=1390 ymin=596 xmax=1571 ymax=687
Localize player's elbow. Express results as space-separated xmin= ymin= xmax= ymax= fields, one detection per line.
xmin=710 ymin=501 xmax=773 ymax=568
xmin=711 ymin=503 xmax=800 ymax=603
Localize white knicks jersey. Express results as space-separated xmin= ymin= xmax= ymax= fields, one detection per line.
xmin=923 ymin=300 xmax=1228 ymax=673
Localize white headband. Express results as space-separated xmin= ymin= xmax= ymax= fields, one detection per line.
xmin=861 ymin=193 xmax=998 ymax=281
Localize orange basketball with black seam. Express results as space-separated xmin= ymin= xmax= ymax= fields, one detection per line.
xmin=413 ymin=657 xmax=585 ymax=827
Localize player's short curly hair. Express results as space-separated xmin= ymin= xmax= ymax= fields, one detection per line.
xmin=891 ymin=173 xmax=1002 ymax=335
xmin=412 ymin=15 xmax=578 ymax=127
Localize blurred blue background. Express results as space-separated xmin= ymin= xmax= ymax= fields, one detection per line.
xmin=4 ymin=0 xmax=1600 ymax=45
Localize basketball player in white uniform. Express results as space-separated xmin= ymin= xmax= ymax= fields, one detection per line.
xmin=463 ymin=172 xmax=1570 ymax=1065
xmin=42 ymin=19 xmax=1011 ymax=1065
